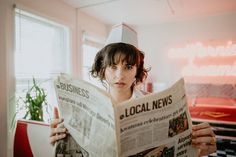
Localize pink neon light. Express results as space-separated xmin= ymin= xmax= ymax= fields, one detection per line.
xmin=168 ymin=41 xmax=236 ymax=59
xmin=168 ymin=41 xmax=236 ymax=78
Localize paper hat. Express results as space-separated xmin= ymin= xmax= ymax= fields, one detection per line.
xmin=106 ymin=23 xmax=138 ymax=48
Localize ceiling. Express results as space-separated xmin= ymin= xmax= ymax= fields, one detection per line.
xmin=60 ymin=0 xmax=236 ymax=27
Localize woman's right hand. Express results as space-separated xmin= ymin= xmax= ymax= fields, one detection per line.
xmin=49 ymin=107 xmax=67 ymax=145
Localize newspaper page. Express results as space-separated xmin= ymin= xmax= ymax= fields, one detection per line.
xmin=54 ymin=74 xmax=117 ymax=157
xmin=114 ymin=78 xmax=198 ymax=157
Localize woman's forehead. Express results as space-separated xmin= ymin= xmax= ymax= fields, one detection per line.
xmin=113 ymin=51 xmax=135 ymax=64
xmin=114 ymin=52 xmax=126 ymax=62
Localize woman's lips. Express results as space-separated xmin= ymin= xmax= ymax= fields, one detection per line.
xmin=115 ymin=82 xmax=126 ymax=87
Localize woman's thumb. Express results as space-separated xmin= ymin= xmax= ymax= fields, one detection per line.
xmin=53 ymin=107 xmax=59 ymax=119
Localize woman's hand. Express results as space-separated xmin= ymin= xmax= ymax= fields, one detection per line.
xmin=49 ymin=107 xmax=67 ymax=145
xmin=192 ymin=122 xmax=216 ymax=156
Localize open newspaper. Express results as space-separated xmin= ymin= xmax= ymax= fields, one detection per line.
xmin=54 ymin=74 xmax=198 ymax=157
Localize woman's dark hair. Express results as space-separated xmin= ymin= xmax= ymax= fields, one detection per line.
xmin=90 ymin=42 xmax=149 ymax=87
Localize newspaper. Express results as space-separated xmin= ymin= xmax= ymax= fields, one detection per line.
xmin=54 ymin=74 xmax=198 ymax=157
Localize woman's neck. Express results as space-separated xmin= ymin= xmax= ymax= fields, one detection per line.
xmin=110 ymin=88 xmax=133 ymax=104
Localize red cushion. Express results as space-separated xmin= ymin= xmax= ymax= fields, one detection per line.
xmin=14 ymin=121 xmax=33 ymax=157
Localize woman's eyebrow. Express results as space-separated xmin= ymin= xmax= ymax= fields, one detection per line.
xmin=125 ymin=62 xmax=135 ymax=66
xmin=110 ymin=62 xmax=117 ymax=65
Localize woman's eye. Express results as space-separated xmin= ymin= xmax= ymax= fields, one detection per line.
xmin=126 ymin=65 xmax=133 ymax=70
xmin=111 ymin=65 xmax=117 ymax=69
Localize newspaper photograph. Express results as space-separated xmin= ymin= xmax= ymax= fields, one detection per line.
xmin=54 ymin=133 xmax=89 ymax=157
xmin=114 ymin=79 xmax=198 ymax=157
xmin=54 ymin=74 xmax=117 ymax=157
xmin=54 ymin=74 xmax=198 ymax=157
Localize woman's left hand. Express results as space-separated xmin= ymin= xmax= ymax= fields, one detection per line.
xmin=192 ymin=122 xmax=217 ymax=156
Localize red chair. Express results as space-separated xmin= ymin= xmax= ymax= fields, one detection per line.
xmin=14 ymin=119 xmax=53 ymax=157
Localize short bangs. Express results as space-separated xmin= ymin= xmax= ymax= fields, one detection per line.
xmin=103 ymin=43 xmax=139 ymax=67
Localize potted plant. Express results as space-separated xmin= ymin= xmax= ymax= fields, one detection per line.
xmin=18 ymin=78 xmax=49 ymax=121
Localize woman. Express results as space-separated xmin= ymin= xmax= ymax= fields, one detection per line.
xmin=50 ymin=42 xmax=216 ymax=156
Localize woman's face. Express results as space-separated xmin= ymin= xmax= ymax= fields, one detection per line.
xmin=105 ymin=53 xmax=137 ymax=93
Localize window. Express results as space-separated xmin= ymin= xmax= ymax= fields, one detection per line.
xmin=15 ymin=9 xmax=71 ymax=122
xmin=82 ymin=34 xmax=105 ymax=89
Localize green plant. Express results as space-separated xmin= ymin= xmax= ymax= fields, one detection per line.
xmin=20 ymin=78 xmax=48 ymax=121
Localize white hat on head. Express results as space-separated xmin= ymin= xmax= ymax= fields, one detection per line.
xmin=106 ymin=23 xmax=138 ymax=48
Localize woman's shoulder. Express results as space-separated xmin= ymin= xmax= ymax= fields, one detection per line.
xmin=131 ymin=88 xmax=150 ymax=99
xmin=139 ymin=90 xmax=149 ymax=95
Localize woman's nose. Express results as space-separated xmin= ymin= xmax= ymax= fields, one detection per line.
xmin=115 ymin=68 xmax=124 ymax=78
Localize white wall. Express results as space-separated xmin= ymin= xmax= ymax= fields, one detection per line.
xmin=0 ymin=0 xmax=15 ymax=156
xmin=76 ymin=10 xmax=108 ymax=77
xmin=138 ymin=12 xmax=236 ymax=88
